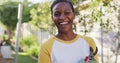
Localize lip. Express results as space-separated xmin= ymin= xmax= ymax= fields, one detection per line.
xmin=60 ymin=22 xmax=68 ymax=25
xmin=58 ymin=21 xmax=70 ymax=28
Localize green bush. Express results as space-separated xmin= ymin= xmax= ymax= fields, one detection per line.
xmin=20 ymin=35 xmax=39 ymax=51
xmin=20 ymin=35 xmax=40 ymax=57
xmin=27 ymin=45 xmax=39 ymax=58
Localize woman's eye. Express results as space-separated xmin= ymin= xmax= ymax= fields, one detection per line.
xmin=54 ymin=13 xmax=60 ymax=17
xmin=65 ymin=12 xmax=70 ymax=15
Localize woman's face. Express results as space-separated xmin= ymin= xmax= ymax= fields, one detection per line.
xmin=52 ymin=2 xmax=75 ymax=33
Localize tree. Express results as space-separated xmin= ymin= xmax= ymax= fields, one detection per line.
xmin=0 ymin=2 xmax=18 ymax=37
xmin=70 ymin=0 xmax=117 ymax=34
xmin=0 ymin=1 xmax=33 ymax=38
xmin=29 ymin=2 xmax=55 ymax=33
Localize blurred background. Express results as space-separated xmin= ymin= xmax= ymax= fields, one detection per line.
xmin=0 ymin=0 xmax=120 ymax=63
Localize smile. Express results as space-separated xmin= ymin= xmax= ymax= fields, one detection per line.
xmin=60 ymin=22 xmax=68 ymax=25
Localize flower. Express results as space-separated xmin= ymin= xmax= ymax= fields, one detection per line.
xmin=1 ymin=36 xmax=11 ymax=46
xmin=84 ymin=56 xmax=89 ymax=62
xmin=83 ymin=56 xmax=98 ymax=63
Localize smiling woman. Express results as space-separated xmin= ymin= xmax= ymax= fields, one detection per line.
xmin=52 ymin=3 xmax=75 ymax=34
xmin=38 ymin=0 xmax=98 ymax=63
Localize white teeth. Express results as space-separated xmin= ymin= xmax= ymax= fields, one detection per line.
xmin=60 ymin=22 xmax=68 ymax=25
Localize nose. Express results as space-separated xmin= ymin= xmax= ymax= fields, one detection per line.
xmin=59 ymin=14 xmax=66 ymax=20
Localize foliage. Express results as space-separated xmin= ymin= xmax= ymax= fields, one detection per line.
xmin=29 ymin=2 xmax=54 ymax=31
xmin=0 ymin=2 xmax=18 ymax=30
xmin=71 ymin=0 xmax=118 ymax=34
xmin=20 ymin=35 xmax=40 ymax=57
xmin=20 ymin=35 xmax=38 ymax=48
xmin=27 ymin=45 xmax=39 ymax=58
xmin=0 ymin=0 xmax=34 ymax=38
xmin=22 ymin=0 xmax=37 ymax=23
xmin=22 ymin=1 xmax=31 ymax=23
xmin=1 ymin=36 xmax=11 ymax=46
xmin=0 ymin=35 xmax=15 ymax=50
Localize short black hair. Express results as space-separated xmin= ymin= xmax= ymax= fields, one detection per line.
xmin=50 ymin=0 xmax=75 ymax=13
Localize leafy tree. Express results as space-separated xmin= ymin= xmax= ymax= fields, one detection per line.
xmin=29 ymin=2 xmax=55 ymax=32
xmin=22 ymin=0 xmax=33 ymax=23
xmin=0 ymin=1 xmax=33 ymax=38
xmin=70 ymin=0 xmax=117 ymax=34
xmin=0 ymin=2 xmax=18 ymax=37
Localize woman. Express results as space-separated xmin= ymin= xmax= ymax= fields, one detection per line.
xmin=38 ymin=0 xmax=98 ymax=63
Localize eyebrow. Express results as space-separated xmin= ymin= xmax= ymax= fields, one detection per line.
xmin=54 ymin=9 xmax=72 ymax=12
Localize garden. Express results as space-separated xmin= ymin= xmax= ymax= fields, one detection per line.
xmin=0 ymin=0 xmax=120 ymax=63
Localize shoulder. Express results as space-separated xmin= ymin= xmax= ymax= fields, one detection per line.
xmin=78 ymin=35 xmax=97 ymax=51
xmin=41 ymin=37 xmax=55 ymax=48
xmin=40 ymin=36 xmax=55 ymax=53
xmin=39 ymin=37 xmax=55 ymax=63
xmin=78 ymin=34 xmax=98 ymax=61
xmin=78 ymin=35 xmax=96 ymax=47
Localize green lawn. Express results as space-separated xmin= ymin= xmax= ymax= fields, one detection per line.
xmin=13 ymin=52 xmax=38 ymax=63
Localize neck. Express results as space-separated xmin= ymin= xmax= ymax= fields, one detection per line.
xmin=56 ymin=31 xmax=77 ymax=41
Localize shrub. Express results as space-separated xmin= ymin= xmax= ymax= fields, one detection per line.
xmin=20 ymin=35 xmax=39 ymax=52
xmin=27 ymin=45 xmax=39 ymax=58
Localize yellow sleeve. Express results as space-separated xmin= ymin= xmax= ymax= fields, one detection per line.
xmin=82 ymin=36 xmax=99 ymax=62
xmin=38 ymin=38 xmax=54 ymax=63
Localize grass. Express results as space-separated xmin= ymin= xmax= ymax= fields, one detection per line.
xmin=13 ymin=52 xmax=38 ymax=63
